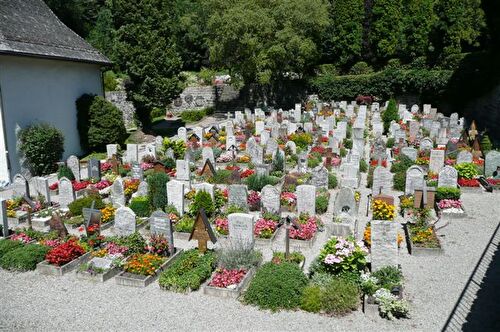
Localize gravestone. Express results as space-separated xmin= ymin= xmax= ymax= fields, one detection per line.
xmin=261 ymin=185 xmax=280 ymax=214
xmin=133 ymin=181 xmax=148 ymax=198
xmin=0 ymin=199 xmax=9 ymax=237
xmin=485 ymin=151 xmax=500 ymax=178
xmin=401 ymin=147 xmax=418 ymax=161
xmin=114 ymin=207 xmax=136 ymax=236
xmin=228 ymin=213 xmax=255 ymax=249
xmin=106 ymin=144 xmax=119 ymax=159
xmin=405 ymin=165 xmax=425 ymax=195
xmin=176 ymin=160 xmax=190 ymax=181
xmin=126 ymin=144 xmax=139 ymax=163
xmin=265 ymin=138 xmax=278 ymax=155
xmin=155 ymin=136 xmax=163 ymax=152
xmin=429 ymin=149 xmax=445 ymax=173
xmin=372 ymin=166 xmax=394 ymax=194
xmin=438 ymin=165 xmax=458 ymax=188
xmin=177 ymin=127 xmax=187 ymax=142
xmin=189 ymin=209 xmax=217 ymax=253
xmin=150 ymin=210 xmax=174 ymax=251
xmin=456 ymin=151 xmax=473 ymax=164
xmin=298 ymin=152 xmax=308 ymax=173
xmin=285 ymin=141 xmax=297 ymax=155
xmin=255 ymin=121 xmax=264 ymax=135
xmin=33 ymin=177 xmax=51 ymax=203
xmin=12 ymin=173 xmax=29 ymax=197
xmin=202 ymin=147 xmax=215 ymax=164
xmin=228 ymin=185 xmax=248 ymax=210
xmin=110 ymin=177 xmax=126 ymax=207
xmin=48 ymin=212 xmax=68 ymax=238
xmin=88 ymin=159 xmax=101 ymax=179
xmin=261 ymin=131 xmax=270 ymax=146
xmin=167 ymin=180 xmax=185 ymax=216
xmin=372 ymin=137 xmax=387 ymax=161
xmin=409 ymin=121 xmax=419 ymax=142
xmin=82 ymin=202 xmax=102 ymax=236
xmin=58 ymin=177 xmax=75 ymax=209
xmin=371 ymin=220 xmax=398 ymax=271
xmin=131 ymin=162 xmax=143 ymax=181
xmin=296 ymin=185 xmax=316 ymax=215
xmin=226 ymin=136 xmax=236 ymax=151
xmin=333 ymin=187 xmax=356 ymax=216
xmin=311 ymin=165 xmax=328 ymax=189
xmin=67 ymin=155 xmax=81 ymax=181
xmin=420 ymin=137 xmax=433 ymax=151
xmin=192 ymin=182 xmax=215 ymax=200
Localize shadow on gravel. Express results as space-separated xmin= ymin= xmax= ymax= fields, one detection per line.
xmin=442 ymin=222 xmax=500 ymax=332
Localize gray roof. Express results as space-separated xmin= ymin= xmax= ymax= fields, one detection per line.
xmin=0 ymin=0 xmax=111 ymax=65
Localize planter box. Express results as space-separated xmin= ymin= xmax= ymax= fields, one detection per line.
xmin=203 ymin=267 xmax=256 ymax=299
xmin=254 ymin=227 xmax=280 ymax=246
xmin=36 ymin=252 xmax=91 ymax=276
xmin=115 ymin=249 xmax=183 ymax=288
xmin=289 ymin=231 xmax=317 ymax=250
xmin=173 ymin=231 xmax=191 ymax=241
xmin=437 ymin=205 xmax=467 ymax=219
xmin=76 ymin=264 xmax=122 ymax=283
xmin=404 ymin=224 xmax=443 ymax=256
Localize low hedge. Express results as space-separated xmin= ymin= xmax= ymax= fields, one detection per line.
xmin=0 ymin=244 xmax=51 ymax=271
xmin=0 ymin=240 xmax=24 ymax=260
xmin=159 ymin=249 xmax=216 ymax=292
xmin=68 ymin=195 xmax=105 ymax=217
xmin=129 ymin=196 xmax=151 ymax=217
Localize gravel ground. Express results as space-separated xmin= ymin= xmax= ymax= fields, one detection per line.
xmin=1 ymin=190 xmax=498 ymax=331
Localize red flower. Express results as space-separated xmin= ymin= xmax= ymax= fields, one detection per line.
xmin=46 ymin=240 xmax=85 ymax=266
xmin=209 ymin=268 xmax=247 ymax=288
xmin=458 ymin=178 xmax=480 ymax=187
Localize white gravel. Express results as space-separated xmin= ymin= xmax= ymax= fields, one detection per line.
xmin=1 ymin=187 xmax=499 ymax=331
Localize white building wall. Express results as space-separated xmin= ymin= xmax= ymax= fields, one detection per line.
xmin=0 ymin=55 xmax=104 ymax=182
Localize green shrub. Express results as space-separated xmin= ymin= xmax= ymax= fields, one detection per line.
xmin=216 ymin=243 xmax=261 ymax=270
xmin=386 ymin=137 xmax=395 ymax=148
xmin=57 ymin=164 xmax=75 ymax=181
xmin=382 ymin=99 xmax=399 ymax=134
xmin=316 ymin=195 xmax=329 ymax=215
xmin=454 ymin=162 xmax=478 ymax=179
xmin=147 ymin=172 xmax=169 ymax=210
xmin=301 ymin=285 xmax=322 ymax=313
xmin=189 ymin=190 xmax=215 ymax=217
xmin=244 ymin=262 xmax=308 ymax=311
xmin=359 ymin=159 xmax=368 ymax=173
xmin=436 ymin=187 xmax=461 ymax=201
xmin=150 ymin=107 xmax=165 ymax=120
xmin=328 ymin=173 xmax=338 ymax=189
xmin=366 ymin=166 xmax=375 ymax=188
xmin=393 ymin=172 xmax=406 ymax=191
xmin=19 ymin=123 xmax=64 ymax=176
xmin=0 ymin=244 xmax=51 ymax=271
xmin=68 ymin=194 xmax=105 ymax=216
xmin=76 ymin=93 xmax=95 ymax=152
xmin=106 ymin=232 xmax=146 ymax=254
xmin=129 ymin=196 xmax=152 ymax=217
xmin=343 ymin=139 xmax=353 ymax=149
xmin=212 ymin=169 xmax=232 ymax=184
xmin=0 ymin=240 xmax=24 ymax=259
xmin=181 ymin=109 xmax=205 ymax=123
xmin=391 ymin=155 xmax=414 ymax=173
xmin=87 ymin=96 xmax=127 ymax=151
xmin=162 ymin=157 xmax=176 ymax=170
xmin=103 ymin=70 xmax=118 ymax=91
xmin=350 ymin=61 xmax=373 ymax=75
xmin=340 ymin=147 xmax=347 ymax=157
xmin=159 ymin=249 xmax=216 ymax=292
xmin=225 ymin=204 xmax=246 ymax=215
xmin=372 ymin=266 xmax=403 ymax=291
xmin=320 ymin=277 xmax=360 ymax=315
xmin=481 ymin=135 xmax=493 ymax=153
xmin=173 ymin=215 xmax=194 ymax=233
xmin=272 ymin=151 xmax=284 ymax=172
xmin=199 ymin=67 xmax=216 ymax=85
xmin=245 ymin=174 xmax=279 ymax=192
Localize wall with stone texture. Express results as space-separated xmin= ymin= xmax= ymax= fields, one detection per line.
xmin=105 ymin=90 xmax=136 ymax=130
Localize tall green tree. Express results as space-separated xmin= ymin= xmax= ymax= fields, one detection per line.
xmin=369 ymin=0 xmax=405 ymax=63
xmin=112 ymin=0 xmax=183 ymax=120
xmin=87 ymin=6 xmax=116 ymax=61
xmin=44 ymin=0 xmax=104 ymax=38
xmin=321 ymin=0 xmax=364 ymax=68
xmin=402 ymin=0 xmax=437 ymax=59
xmin=205 ymin=0 xmax=329 ymax=85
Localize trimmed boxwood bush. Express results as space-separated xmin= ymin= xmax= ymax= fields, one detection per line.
xmin=57 ymin=164 xmax=75 ymax=181
xmin=180 ymin=109 xmax=206 ymax=123
xmin=189 ymin=190 xmax=215 ymax=217
xmin=0 ymin=244 xmax=51 ymax=271
xmin=0 ymin=240 xmax=24 ymax=260
xmin=159 ymin=249 xmax=216 ymax=292
xmin=244 ymin=262 xmax=308 ymax=311
xmin=436 ymin=187 xmax=461 ymax=201
xmin=19 ymin=123 xmax=64 ymax=176
xmin=328 ymin=173 xmax=338 ymax=189
xmin=68 ymin=194 xmax=105 ymax=217
xmin=147 ymin=172 xmax=169 ymax=210
xmin=129 ymin=196 xmax=152 ymax=217
xmin=245 ymin=174 xmax=280 ymax=192
xmin=319 ymin=277 xmax=360 ymax=315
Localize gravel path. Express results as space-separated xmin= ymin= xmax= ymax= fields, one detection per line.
xmin=1 ymin=190 xmax=498 ymax=331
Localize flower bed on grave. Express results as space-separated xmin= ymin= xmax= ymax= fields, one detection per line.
xmin=271 ymin=251 xmax=306 ymax=270
xmin=288 ymin=213 xmax=322 ymax=249
xmin=404 ymin=207 xmax=443 ymax=256
xmin=37 ymin=239 xmax=92 ymax=276
xmin=435 ymin=186 xmax=466 ymax=218
xmin=77 ymin=241 xmax=129 ymax=282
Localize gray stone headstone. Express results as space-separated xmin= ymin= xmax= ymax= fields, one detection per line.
xmin=12 ymin=173 xmax=29 ymax=197
xmin=228 ymin=213 xmax=254 ymax=249
xmin=67 ymin=155 xmax=80 ymax=181
xmin=296 ymin=185 xmax=316 ymax=215
xmin=131 ymin=162 xmax=144 ymax=181
xmin=106 ymin=144 xmax=119 ymax=159
xmin=333 ymin=187 xmax=356 ymax=216
xmin=58 ymin=177 xmax=75 ymax=209
xmin=114 ymin=207 xmax=136 ymax=236
xmin=155 ymin=136 xmax=164 ymax=152
xmin=420 ymin=137 xmax=433 ymax=151
xmin=167 ymin=180 xmax=184 ymax=216
xmin=202 ymin=147 xmax=215 ymax=165
xmin=372 ymin=166 xmax=394 ymax=194
xmin=228 ymin=185 xmax=248 ymax=210
xmin=150 ymin=210 xmax=174 ymax=250
xmin=485 ymin=151 xmax=500 ymax=178
xmin=371 ymin=220 xmax=398 ymax=271
xmin=111 ymin=177 xmax=126 ymax=207
xmin=192 ymin=182 xmax=215 ymax=200
xmin=126 ymin=144 xmax=139 ymax=163
xmin=429 ymin=149 xmax=445 ymax=173
xmin=311 ymin=165 xmax=328 ymax=189
xmin=88 ymin=159 xmax=101 ymax=179
xmin=176 ymin=160 xmax=190 ymax=181
xmin=265 ymin=137 xmax=278 ymax=155
xmin=133 ymin=181 xmax=148 ymax=198
xmin=261 ymin=131 xmax=270 ymax=146
xmin=255 ymin=121 xmax=264 ymax=135
xmin=177 ymin=127 xmax=187 ymax=142
xmin=33 ymin=176 xmax=51 ymax=202
xmin=285 ymin=141 xmax=297 ymax=155
xmin=405 ymin=165 xmax=425 ymax=195
xmin=1 ymin=199 xmax=9 ymax=237
xmin=401 ymin=147 xmax=418 ymax=161
xmin=261 ymin=185 xmax=280 ymax=214
xmin=438 ymin=165 xmax=458 ymax=188
xmin=456 ymin=151 xmax=473 ymax=164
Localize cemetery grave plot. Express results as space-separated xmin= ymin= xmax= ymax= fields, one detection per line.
xmin=1 ymin=98 xmax=493 ymax=322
